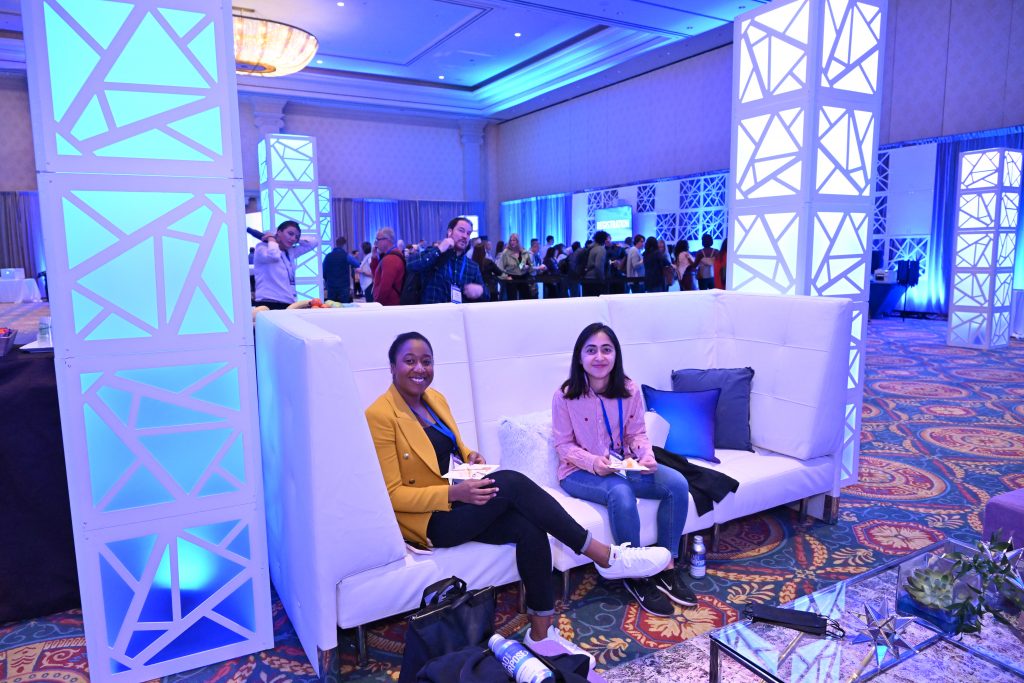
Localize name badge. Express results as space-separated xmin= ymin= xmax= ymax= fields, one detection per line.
xmin=450 ymin=286 xmax=463 ymax=304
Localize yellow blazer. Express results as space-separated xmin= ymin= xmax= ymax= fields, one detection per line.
xmin=365 ymin=384 xmax=472 ymax=546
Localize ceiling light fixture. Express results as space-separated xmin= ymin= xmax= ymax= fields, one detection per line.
xmin=337 ymin=1 xmax=345 ymax=5
xmin=438 ymin=75 xmax=445 ymax=80
xmin=233 ymin=14 xmax=319 ymax=77
xmin=514 ymin=32 xmax=522 ymax=37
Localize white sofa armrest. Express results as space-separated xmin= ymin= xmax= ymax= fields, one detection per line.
xmin=256 ymin=313 xmax=405 ymax=673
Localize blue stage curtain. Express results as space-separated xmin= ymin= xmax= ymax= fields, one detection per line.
xmin=500 ymin=194 xmax=571 ymax=247
xmin=415 ymin=200 xmax=486 ymax=245
xmin=334 ymin=198 xmax=483 ymax=247
xmin=911 ymin=126 xmax=1024 ymax=313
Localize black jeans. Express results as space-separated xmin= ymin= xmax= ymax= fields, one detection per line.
xmin=426 ymin=470 xmax=590 ymax=615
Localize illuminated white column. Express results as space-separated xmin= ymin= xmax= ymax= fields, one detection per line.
xmin=948 ymin=149 xmax=1021 ymax=349
xmin=727 ymin=0 xmax=887 ymax=488
xmin=21 ymin=1 xmax=272 ymax=681
xmin=257 ymin=133 xmax=323 ymax=299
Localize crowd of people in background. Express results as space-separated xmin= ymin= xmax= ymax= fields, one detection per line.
xmin=252 ymin=217 xmax=728 ymax=308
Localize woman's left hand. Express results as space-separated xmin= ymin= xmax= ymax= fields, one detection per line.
xmin=638 ymin=455 xmax=658 ymax=472
xmin=467 ymin=451 xmax=486 ymax=465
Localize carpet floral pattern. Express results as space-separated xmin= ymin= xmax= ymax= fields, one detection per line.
xmin=2 ymin=319 xmax=1021 ymax=682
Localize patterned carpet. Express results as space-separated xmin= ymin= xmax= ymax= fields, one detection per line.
xmin=2 ymin=317 xmax=1021 ymax=682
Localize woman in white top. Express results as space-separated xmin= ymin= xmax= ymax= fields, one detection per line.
xmin=673 ymin=240 xmax=696 ymax=291
xmin=357 ymin=241 xmax=374 ymax=301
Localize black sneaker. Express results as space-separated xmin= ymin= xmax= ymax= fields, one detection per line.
xmin=624 ymin=577 xmax=675 ymax=617
xmin=656 ymin=569 xmax=699 ymax=607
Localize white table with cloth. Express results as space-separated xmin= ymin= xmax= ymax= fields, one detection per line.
xmin=0 ymin=278 xmax=41 ymax=303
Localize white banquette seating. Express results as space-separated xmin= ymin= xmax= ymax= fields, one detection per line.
xmin=254 ymin=290 xmax=852 ymax=675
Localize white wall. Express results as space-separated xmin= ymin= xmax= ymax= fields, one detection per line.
xmin=493 ymin=45 xmax=733 ymax=207
xmin=281 ymin=108 xmax=466 ymax=201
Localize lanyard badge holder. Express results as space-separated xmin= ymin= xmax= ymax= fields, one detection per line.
xmin=450 ymin=255 xmax=466 ymax=304
xmin=423 ymin=404 xmax=461 ymax=483
xmin=599 ymin=398 xmax=628 ymax=478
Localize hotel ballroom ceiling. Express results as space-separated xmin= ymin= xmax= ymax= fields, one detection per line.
xmin=0 ymin=0 xmax=767 ymax=119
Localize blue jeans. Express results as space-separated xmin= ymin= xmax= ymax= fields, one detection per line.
xmin=560 ymin=466 xmax=689 ymax=559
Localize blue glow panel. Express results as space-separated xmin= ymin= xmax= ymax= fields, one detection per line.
xmin=107 ymin=534 xmax=158 ymax=582
xmin=147 ymin=617 xmax=245 ymax=664
xmin=139 ymin=428 xmax=235 ymax=494
xmin=83 ymin=404 xmax=137 ymax=505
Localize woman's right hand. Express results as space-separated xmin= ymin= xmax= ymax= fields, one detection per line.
xmin=593 ymin=456 xmax=615 ymax=477
xmin=449 ymin=478 xmax=499 ymax=505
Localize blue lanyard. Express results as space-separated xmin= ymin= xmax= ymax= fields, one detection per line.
xmin=449 ymin=254 xmax=467 ymax=287
xmin=598 ymin=396 xmax=624 ymax=453
xmin=422 ymin=402 xmax=457 ymax=445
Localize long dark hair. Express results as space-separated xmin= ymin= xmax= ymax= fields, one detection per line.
xmin=388 ymin=332 xmax=432 ymax=365
xmin=471 ymin=243 xmax=487 ymax=266
xmin=561 ymin=323 xmax=630 ymax=399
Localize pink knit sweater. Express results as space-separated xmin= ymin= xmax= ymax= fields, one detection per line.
xmin=551 ymin=380 xmax=654 ymax=481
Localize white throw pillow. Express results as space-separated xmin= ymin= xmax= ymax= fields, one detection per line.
xmin=497 ymin=410 xmax=560 ymax=489
xmin=644 ymin=410 xmax=670 ymax=449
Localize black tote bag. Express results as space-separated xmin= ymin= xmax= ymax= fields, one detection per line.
xmin=397 ymin=576 xmax=496 ymax=683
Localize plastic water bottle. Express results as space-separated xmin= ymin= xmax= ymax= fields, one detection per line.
xmin=690 ymin=534 xmax=706 ymax=579
xmin=37 ymin=316 xmax=52 ymax=346
xmin=488 ymin=634 xmax=553 ymax=683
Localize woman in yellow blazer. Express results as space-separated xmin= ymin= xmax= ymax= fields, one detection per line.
xmin=365 ymin=331 xmax=670 ymax=654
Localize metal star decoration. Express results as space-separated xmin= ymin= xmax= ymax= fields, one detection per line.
xmin=849 ymin=602 xmax=916 ymax=672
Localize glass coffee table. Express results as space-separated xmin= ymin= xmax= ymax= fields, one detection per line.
xmin=708 ymin=539 xmax=1024 ymax=682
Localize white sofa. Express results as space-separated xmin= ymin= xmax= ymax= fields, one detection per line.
xmin=254 ymin=290 xmax=852 ymax=676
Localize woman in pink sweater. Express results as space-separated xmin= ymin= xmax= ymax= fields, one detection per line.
xmin=552 ymin=323 xmax=698 ymax=616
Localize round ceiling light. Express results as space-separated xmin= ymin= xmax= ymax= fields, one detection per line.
xmin=233 ymin=15 xmax=319 ymax=77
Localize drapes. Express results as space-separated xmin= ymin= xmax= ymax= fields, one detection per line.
xmin=332 ymin=197 xmax=484 ymax=248
xmin=499 ymin=193 xmax=571 ymax=247
xmin=0 ymin=192 xmax=43 ymax=278
xmin=913 ymin=126 xmax=1024 ymax=313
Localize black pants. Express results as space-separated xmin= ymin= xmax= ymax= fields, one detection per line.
xmin=326 ymin=288 xmax=353 ymax=303
xmin=504 ymin=276 xmax=533 ymax=300
xmin=254 ymin=300 xmax=290 ymax=310
xmin=698 ymin=278 xmax=715 ymax=290
xmin=426 ymin=470 xmax=589 ymax=615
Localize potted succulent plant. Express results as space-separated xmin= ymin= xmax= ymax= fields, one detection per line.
xmin=897 ymin=536 xmax=1023 ymax=635
xmin=944 ymin=535 xmax=1023 ymax=634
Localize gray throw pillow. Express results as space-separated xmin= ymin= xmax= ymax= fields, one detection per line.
xmin=671 ymin=367 xmax=754 ymax=451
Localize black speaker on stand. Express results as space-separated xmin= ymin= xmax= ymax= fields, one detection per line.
xmin=895 ymin=259 xmax=921 ymax=320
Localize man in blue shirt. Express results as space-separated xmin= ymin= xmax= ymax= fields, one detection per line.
xmin=323 ymin=236 xmax=362 ymax=303
xmin=406 ymin=217 xmax=488 ymax=304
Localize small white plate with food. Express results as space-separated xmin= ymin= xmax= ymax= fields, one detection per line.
xmin=443 ymin=463 xmax=499 ymax=480
xmin=607 ymin=457 xmax=648 ymax=472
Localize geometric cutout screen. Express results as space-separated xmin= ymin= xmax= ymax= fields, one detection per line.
xmin=78 ymin=359 xmax=249 ymax=515
xmin=948 ymin=148 xmax=1021 ymax=349
xmin=31 ymin=1 xmax=234 ymax=177
xmin=259 ymin=134 xmax=323 ymax=299
xmin=96 ymin=518 xmax=256 ymax=671
xmin=53 ymin=180 xmax=242 ymax=348
xmin=22 ymin=2 xmax=272 ymax=681
xmin=729 ymin=0 xmax=886 ymax=488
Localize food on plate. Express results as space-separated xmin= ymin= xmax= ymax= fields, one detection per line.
xmin=620 ymin=457 xmax=644 ymax=471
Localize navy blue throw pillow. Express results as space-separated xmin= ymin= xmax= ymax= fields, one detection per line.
xmin=671 ymin=367 xmax=755 ymax=452
xmin=641 ymin=385 xmax=720 ymax=463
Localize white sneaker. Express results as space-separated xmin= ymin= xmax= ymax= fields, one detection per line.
xmin=524 ymin=625 xmax=596 ymax=668
xmin=595 ymin=542 xmax=671 ymax=580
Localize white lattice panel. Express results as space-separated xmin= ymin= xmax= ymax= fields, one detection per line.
xmin=728 ymin=0 xmax=887 ymax=489
xmin=947 ymin=148 xmax=1021 ymax=349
